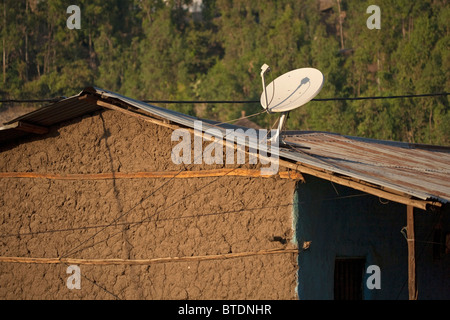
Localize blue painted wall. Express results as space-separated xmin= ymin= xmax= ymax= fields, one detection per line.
xmin=293 ymin=174 xmax=450 ymax=300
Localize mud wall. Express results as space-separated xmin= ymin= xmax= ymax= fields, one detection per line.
xmin=0 ymin=109 xmax=298 ymax=299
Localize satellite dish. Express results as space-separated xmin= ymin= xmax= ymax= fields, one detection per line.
xmin=260 ymin=67 xmax=324 ymax=112
xmin=259 ymin=65 xmax=324 ymax=144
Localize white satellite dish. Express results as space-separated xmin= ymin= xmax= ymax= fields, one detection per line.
xmin=260 ymin=64 xmax=324 ymax=143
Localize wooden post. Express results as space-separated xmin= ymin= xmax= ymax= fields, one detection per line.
xmin=0 ymin=169 xmax=304 ymax=181
xmin=0 ymin=248 xmax=298 ymax=266
xmin=407 ymin=205 xmax=418 ymax=300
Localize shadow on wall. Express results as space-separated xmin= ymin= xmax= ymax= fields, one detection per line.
xmin=293 ymin=174 xmax=450 ymax=300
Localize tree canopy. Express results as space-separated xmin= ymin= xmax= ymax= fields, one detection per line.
xmin=1 ymin=0 xmax=449 ymax=145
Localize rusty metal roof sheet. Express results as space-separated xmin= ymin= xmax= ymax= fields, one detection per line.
xmin=2 ymin=89 xmax=102 ymax=127
xmin=95 ymin=88 xmax=450 ymax=204
xmin=1 ymin=87 xmax=449 ymax=205
xmin=282 ymin=132 xmax=450 ymax=204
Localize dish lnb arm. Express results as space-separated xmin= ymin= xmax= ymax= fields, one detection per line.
xmin=261 ymin=63 xmax=270 ymax=76
xmin=260 ymin=63 xmax=271 ymax=111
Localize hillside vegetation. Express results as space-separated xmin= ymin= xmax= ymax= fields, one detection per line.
xmin=1 ymin=0 xmax=448 ymax=144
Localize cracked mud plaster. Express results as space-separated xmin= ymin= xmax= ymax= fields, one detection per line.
xmin=0 ymin=109 xmax=298 ymax=299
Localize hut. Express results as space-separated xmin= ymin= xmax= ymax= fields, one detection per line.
xmin=0 ymin=87 xmax=448 ymax=300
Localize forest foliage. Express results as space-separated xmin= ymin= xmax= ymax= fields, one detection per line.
xmin=1 ymin=0 xmax=449 ymax=145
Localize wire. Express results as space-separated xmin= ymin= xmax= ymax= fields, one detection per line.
xmin=213 ymin=110 xmax=266 ymax=125
xmin=0 ymin=98 xmax=64 ymax=103
xmin=58 ymin=167 xmax=192 ymax=258
xmin=0 ymin=194 xmax=369 ymax=239
xmin=62 ymin=261 xmax=121 ymax=300
xmin=311 ymin=92 xmax=449 ymax=101
xmin=59 ymin=125 xmax=250 ymax=258
xmin=0 ymin=203 xmax=294 ymax=239
xmin=0 ymin=189 xmax=369 ymax=298
xmin=62 ymin=167 xmax=242 ymax=258
xmin=142 ymin=92 xmax=450 ymax=103
xmin=1 ymin=92 xmax=448 ymax=104
xmin=62 ymin=114 xmax=300 ymax=258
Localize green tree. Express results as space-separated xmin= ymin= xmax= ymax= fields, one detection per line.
xmin=1 ymin=0 xmax=448 ymax=145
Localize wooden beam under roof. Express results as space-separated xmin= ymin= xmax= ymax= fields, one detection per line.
xmin=278 ymin=159 xmax=441 ymax=211
xmin=0 ymin=169 xmax=304 ymax=181
xmin=1 ymin=121 xmax=48 ymax=134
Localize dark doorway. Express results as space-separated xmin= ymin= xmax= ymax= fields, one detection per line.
xmin=334 ymin=258 xmax=366 ymax=300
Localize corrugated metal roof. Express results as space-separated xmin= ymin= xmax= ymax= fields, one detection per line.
xmin=1 ymin=87 xmax=449 ymax=205
xmin=282 ymin=132 xmax=450 ymax=204
xmin=95 ymin=88 xmax=450 ymax=204
xmin=3 ymin=88 xmax=102 ymax=127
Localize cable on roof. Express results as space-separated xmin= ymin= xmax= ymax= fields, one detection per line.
xmin=0 ymin=92 xmax=448 ymax=104
xmin=0 ymin=98 xmax=65 ymax=103
xmin=145 ymin=92 xmax=450 ymax=103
